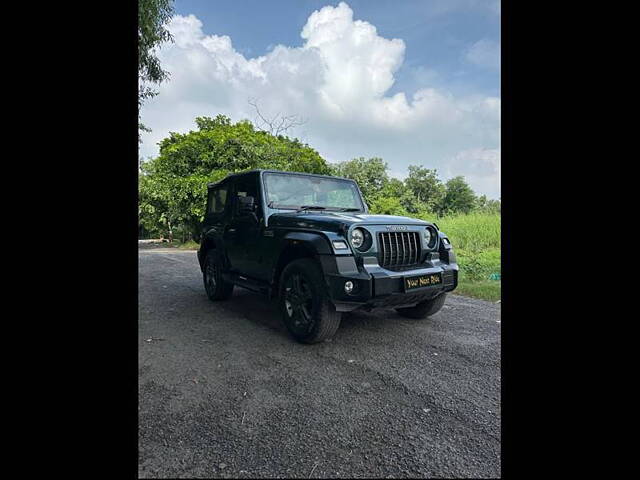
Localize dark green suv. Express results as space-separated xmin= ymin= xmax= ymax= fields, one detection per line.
xmin=198 ymin=169 xmax=458 ymax=343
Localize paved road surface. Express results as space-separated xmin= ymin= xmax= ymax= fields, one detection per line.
xmin=138 ymin=246 xmax=501 ymax=478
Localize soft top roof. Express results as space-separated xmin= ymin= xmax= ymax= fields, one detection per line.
xmin=206 ymin=169 xmax=353 ymax=188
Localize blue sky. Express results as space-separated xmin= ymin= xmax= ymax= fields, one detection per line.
xmin=140 ymin=0 xmax=501 ymax=197
xmin=175 ymin=0 xmax=500 ymax=97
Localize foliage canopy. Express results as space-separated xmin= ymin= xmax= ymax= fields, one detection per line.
xmin=139 ymin=114 xmax=499 ymax=240
xmin=138 ymin=0 xmax=174 ymax=133
xmin=139 ymin=115 xmax=329 ymax=240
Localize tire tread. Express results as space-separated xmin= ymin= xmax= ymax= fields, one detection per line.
xmin=203 ymin=250 xmax=234 ymax=301
xmin=280 ymin=258 xmax=341 ymax=343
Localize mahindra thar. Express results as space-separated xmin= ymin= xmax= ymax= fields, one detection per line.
xmin=198 ymin=170 xmax=458 ymax=343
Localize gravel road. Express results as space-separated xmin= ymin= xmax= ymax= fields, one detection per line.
xmin=138 ymin=246 xmax=501 ymax=478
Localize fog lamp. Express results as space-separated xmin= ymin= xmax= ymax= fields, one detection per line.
xmin=344 ymin=281 xmax=354 ymax=293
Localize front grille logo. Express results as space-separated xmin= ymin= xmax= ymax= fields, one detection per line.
xmin=386 ymin=225 xmax=407 ymax=231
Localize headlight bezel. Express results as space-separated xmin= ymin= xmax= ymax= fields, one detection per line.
xmin=350 ymin=227 xmax=372 ymax=252
xmin=422 ymin=226 xmax=438 ymax=250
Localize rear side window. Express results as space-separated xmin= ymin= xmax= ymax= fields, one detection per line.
xmin=207 ymin=186 xmax=228 ymax=214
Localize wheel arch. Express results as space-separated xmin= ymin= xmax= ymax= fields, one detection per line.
xmin=198 ymin=234 xmax=221 ymax=272
xmin=271 ymin=232 xmax=332 ymax=296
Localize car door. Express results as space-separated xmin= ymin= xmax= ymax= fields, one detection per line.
xmin=202 ymin=181 xmax=231 ymax=251
xmin=223 ymin=173 xmax=265 ymax=278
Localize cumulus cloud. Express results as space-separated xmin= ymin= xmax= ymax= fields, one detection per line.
xmin=465 ymin=38 xmax=500 ymax=71
xmin=446 ymin=148 xmax=501 ymax=198
xmin=140 ymin=2 xmax=501 ymax=198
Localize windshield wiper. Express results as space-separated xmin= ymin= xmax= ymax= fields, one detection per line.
xmin=268 ymin=201 xmax=297 ymax=210
xmin=268 ymin=202 xmax=360 ymax=212
xmin=297 ymin=205 xmax=327 ymax=211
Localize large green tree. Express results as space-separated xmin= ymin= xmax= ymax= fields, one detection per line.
xmin=330 ymin=157 xmax=389 ymax=205
xmin=369 ymin=178 xmax=414 ymax=216
xmin=138 ymin=0 xmax=174 ymax=134
xmin=139 ymin=115 xmax=330 ymax=240
xmin=439 ymin=176 xmax=477 ymax=215
xmin=404 ymin=165 xmax=445 ymax=212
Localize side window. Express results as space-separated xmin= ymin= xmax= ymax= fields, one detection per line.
xmin=207 ymin=186 xmax=228 ymax=214
xmin=234 ymin=179 xmax=259 ymax=209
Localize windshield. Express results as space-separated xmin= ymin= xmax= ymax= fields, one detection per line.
xmin=264 ymin=173 xmax=365 ymax=211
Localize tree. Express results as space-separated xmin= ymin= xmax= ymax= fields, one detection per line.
xmin=138 ymin=0 xmax=174 ymax=134
xmin=369 ymin=196 xmax=409 ymax=216
xmin=404 ymin=165 xmax=445 ymax=212
xmin=330 ymin=157 xmax=389 ymax=205
xmin=476 ymin=195 xmax=501 ymax=213
xmin=248 ymin=98 xmax=307 ymax=136
xmin=139 ymin=115 xmax=330 ymax=240
xmin=439 ymin=176 xmax=477 ymax=215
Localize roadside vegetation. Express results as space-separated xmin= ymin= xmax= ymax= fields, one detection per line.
xmin=139 ymin=115 xmax=500 ymax=301
xmin=175 ymin=240 xmax=200 ymax=250
xmin=436 ymin=213 xmax=501 ymax=301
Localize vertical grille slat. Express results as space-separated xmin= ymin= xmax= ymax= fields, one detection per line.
xmin=403 ymin=233 xmax=409 ymax=265
xmin=377 ymin=230 xmax=422 ymax=270
xmin=407 ymin=232 xmax=415 ymax=263
xmin=409 ymin=233 xmax=414 ymax=263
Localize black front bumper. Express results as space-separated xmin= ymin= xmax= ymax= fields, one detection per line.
xmin=319 ymin=255 xmax=458 ymax=312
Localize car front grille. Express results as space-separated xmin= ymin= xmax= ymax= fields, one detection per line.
xmin=378 ymin=231 xmax=422 ymax=269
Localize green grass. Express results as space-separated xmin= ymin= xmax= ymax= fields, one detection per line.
xmin=455 ymin=280 xmax=501 ymax=302
xmin=432 ymin=212 xmax=501 ymax=302
xmin=176 ymin=240 xmax=200 ymax=250
xmin=435 ymin=212 xmax=500 ymax=251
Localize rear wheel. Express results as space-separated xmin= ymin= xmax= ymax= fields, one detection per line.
xmin=279 ymin=258 xmax=341 ymax=343
xmin=203 ymin=250 xmax=234 ymax=301
xmin=395 ymin=293 xmax=447 ymax=319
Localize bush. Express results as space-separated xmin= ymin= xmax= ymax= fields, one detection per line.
xmin=428 ymin=212 xmax=501 ymax=299
xmin=433 ymin=212 xmax=500 ymax=251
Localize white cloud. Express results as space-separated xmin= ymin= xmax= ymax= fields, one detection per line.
xmin=465 ymin=39 xmax=500 ymax=71
xmin=140 ymin=2 xmax=501 ymax=198
xmin=446 ymin=148 xmax=501 ymax=199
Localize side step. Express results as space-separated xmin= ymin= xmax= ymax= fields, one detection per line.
xmin=222 ymin=272 xmax=271 ymax=296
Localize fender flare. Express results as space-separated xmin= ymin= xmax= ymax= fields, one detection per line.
xmin=198 ymin=231 xmax=224 ymax=271
xmin=270 ymin=231 xmax=336 ymax=288
xmin=281 ymin=231 xmax=333 ymax=255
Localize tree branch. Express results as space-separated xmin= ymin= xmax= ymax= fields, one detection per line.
xmin=248 ymin=97 xmax=307 ymax=136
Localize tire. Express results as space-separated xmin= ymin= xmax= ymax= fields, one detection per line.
xmin=203 ymin=250 xmax=234 ymax=301
xmin=279 ymin=258 xmax=342 ymax=344
xmin=395 ymin=293 xmax=447 ymax=319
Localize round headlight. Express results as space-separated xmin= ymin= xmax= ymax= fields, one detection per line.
xmin=423 ymin=228 xmax=432 ymax=245
xmin=423 ymin=227 xmax=437 ymax=248
xmin=350 ymin=228 xmax=364 ymax=248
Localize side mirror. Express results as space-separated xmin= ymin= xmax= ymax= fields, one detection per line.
xmin=238 ymin=195 xmax=255 ymax=212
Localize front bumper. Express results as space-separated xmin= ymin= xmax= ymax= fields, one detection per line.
xmin=319 ymin=254 xmax=458 ymax=312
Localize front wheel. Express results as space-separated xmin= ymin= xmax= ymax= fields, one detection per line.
xmin=395 ymin=293 xmax=447 ymax=319
xmin=203 ymin=250 xmax=234 ymax=301
xmin=279 ymin=258 xmax=341 ymax=343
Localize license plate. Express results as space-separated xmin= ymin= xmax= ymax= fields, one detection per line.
xmin=404 ymin=272 xmax=443 ymax=291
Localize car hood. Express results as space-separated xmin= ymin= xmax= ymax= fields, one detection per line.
xmin=268 ymin=211 xmax=431 ymax=232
